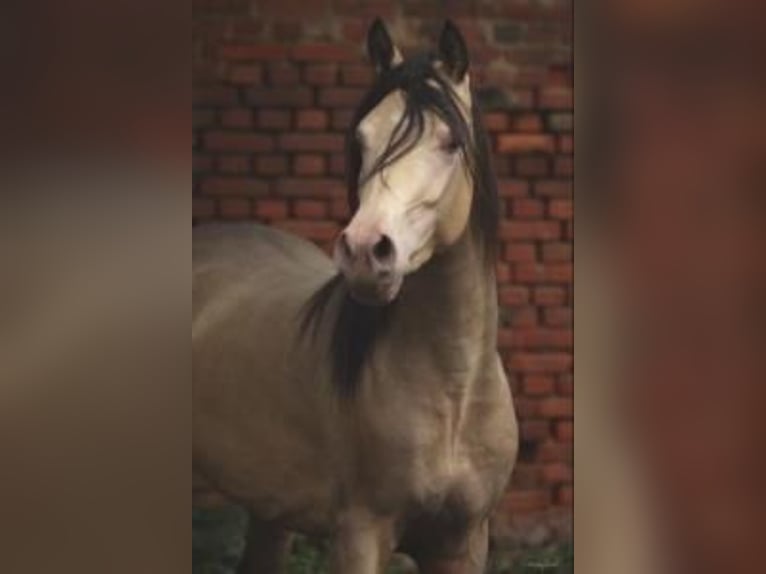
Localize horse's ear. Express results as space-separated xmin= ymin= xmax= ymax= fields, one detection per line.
xmin=438 ymin=20 xmax=469 ymax=82
xmin=367 ymin=18 xmax=402 ymax=73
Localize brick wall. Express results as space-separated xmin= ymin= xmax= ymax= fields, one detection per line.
xmin=193 ymin=0 xmax=573 ymax=541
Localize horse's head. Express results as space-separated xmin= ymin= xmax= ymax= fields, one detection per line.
xmin=335 ymin=19 xmax=478 ymax=306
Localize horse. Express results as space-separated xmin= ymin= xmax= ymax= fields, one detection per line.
xmin=193 ymin=19 xmax=518 ymax=573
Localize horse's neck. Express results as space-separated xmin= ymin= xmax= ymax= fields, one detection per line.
xmin=381 ymin=226 xmax=498 ymax=394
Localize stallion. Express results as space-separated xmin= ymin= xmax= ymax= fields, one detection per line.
xmin=193 ymin=19 xmax=518 ymax=573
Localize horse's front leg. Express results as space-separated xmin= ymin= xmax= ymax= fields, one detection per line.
xmin=237 ymin=516 xmax=292 ymax=574
xmin=414 ymin=521 xmax=489 ymax=574
xmin=330 ymin=509 xmax=396 ymax=574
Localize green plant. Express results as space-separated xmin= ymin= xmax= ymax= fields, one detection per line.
xmin=192 ymin=508 xmax=572 ymax=574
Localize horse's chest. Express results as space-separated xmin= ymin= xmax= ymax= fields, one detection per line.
xmin=362 ymin=429 xmax=502 ymax=525
xmin=356 ymin=376 xmax=517 ymax=526
xmin=410 ymin=458 xmax=491 ymax=522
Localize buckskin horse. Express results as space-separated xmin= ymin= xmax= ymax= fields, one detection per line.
xmin=193 ymin=19 xmax=518 ymax=573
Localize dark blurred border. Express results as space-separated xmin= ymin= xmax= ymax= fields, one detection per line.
xmin=577 ymin=1 xmax=766 ymax=572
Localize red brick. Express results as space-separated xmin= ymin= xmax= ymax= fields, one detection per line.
xmin=511 ymin=463 xmax=544 ymax=489
xmin=219 ymin=198 xmax=252 ymax=220
xmin=534 ymin=287 xmax=567 ymax=306
xmin=510 ymin=307 xmax=538 ymax=328
xmin=319 ymin=88 xmax=364 ymax=107
xmin=332 ymin=109 xmax=354 ymax=131
xmin=257 ymin=109 xmax=291 ymax=130
xmin=292 ymin=44 xmax=357 ymax=62
xmin=205 ymin=132 xmax=274 ymax=153
xmin=559 ymin=135 xmax=573 ymax=154
xmin=506 ymin=328 xmax=572 ymax=350
xmin=503 ymin=490 xmax=551 ymax=514
xmin=246 ymin=87 xmax=313 ymax=107
xmin=549 ymin=199 xmax=573 ymax=219
xmin=341 ymin=64 xmax=374 ymax=86
xmin=514 ymin=397 xmax=541 ymax=418
xmin=267 ymin=62 xmax=301 ymax=86
xmin=293 ymin=154 xmax=326 ymax=176
xmin=293 ymin=199 xmax=328 ymax=219
xmin=304 ymin=64 xmax=338 ymax=86
xmin=201 ymin=177 xmax=269 ymax=197
xmin=220 ymin=108 xmax=253 ymax=129
xmin=341 ymin=17 xmax=367 ymax=43
xmin=493 ymin=157 xmax=513 ymax=177
xmin=535 ymin=181 xmax=572 ymax=198
xmin=539 ymin=87 xmax=573 ymax=110
xmin=558 ymin=376 xmax=574 ymax=397
xmin=498 ymin=286 xmax=530 ymax=306
xmin=515 ymin=157 xmax=550 ymax=177
xmin=542 ymin=463 xmax=572 ymax=485
xmin=564 ymin=221 xmax=573 ymax=241
xmin=272 ymin=20 xmax=302 ymax=42
xmin=278 ymin=133 xmax=344 ymax=152
xmin=542 ymin=243 xmax=572 ymax=263
xmin=497 ymin=179 xmax=529 ymax=198
xmin=499 ymin=221 xmax=560 ymax=241
xmin=544 ymin=307 xmax=573 ymax=327
xmin=557 ymin=485 xmax=574 ymax=506
xmin=503 ymin=243 xmax=536 ymax=263
xmin=255 ymin=199 xmax=289 ymax=220
xmin=524 ymin=375 xmax=555 ymax=396
xmin=538 ymin=441 xmax=574 ymax=463
xmin=511 ymin=198 xmax=545 ymax=219
xmin=218 ymin=156 xmax=251 ymax=175
xmin=295 ymin=109 xmax=329 ymax=131
xmin=539 ymin=397 xmax=573 ymax=418
xmin=273 ymin=178 xmax=343 ymax=198
xmin=513 ymin=113 xmax=543 ymax=133
xmin=554 ymin=156 xmax=573 ymax=177
xmin=497 ymin=134 xmax=555 ymax=154
xmin=556 ymin=421 xmax=573 ymax=441
xmin=229 ymin=65 xmax=262 ymax=85
xmin=329 ymin=154 xmax=347 ymax=176
xmin=219 ymin=44 xmax=290 ymax=61
xmin=258 ymin=1 xmax=325 ymax=18
xmin=515 ymin=263 xmax=573 ymax=284
xmin=482 ymin=112 xmax=509 ymax=132
xmin=496 ymin=262 xmax=511 ymax=283
xmin=256 ymin=155 xmax=289 ymax=176
xmin=510 ymin=353 xmax=572 ymax=374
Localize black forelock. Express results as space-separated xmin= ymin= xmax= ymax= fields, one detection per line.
xmin=346 ymin=51 xmax=498 ymax=258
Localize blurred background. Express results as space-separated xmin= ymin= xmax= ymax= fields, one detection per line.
xmin=193 ymin=0 xmax=573 ymax=571
xmin=577 ymin=1 xmax=766 ymax=573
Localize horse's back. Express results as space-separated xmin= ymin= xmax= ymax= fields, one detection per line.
xmin=193 ymin=223 xmax=333 ymax=314
xmin=192 ymin=223 xmax=339 ymax=522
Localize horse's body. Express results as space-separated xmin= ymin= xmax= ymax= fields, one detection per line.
xmin=193 ymin=20 xmax=518 ymax=573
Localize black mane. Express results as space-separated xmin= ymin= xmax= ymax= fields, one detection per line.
xmin=300 ymin=52 xmax=499 ymax=398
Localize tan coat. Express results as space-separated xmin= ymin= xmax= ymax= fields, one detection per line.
xmin=193 ymin=223 xmax=517 ymax=572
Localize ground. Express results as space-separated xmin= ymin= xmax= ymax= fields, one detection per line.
xmin=193 ymin=508 xmax=573 ymax=574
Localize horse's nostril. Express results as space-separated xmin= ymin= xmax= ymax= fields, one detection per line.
xmin=372 ymin=235 xmax=394 ymax=263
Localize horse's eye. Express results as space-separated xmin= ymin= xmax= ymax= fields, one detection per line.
xmin=442 ymin=138 xmax=460 ymax=154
